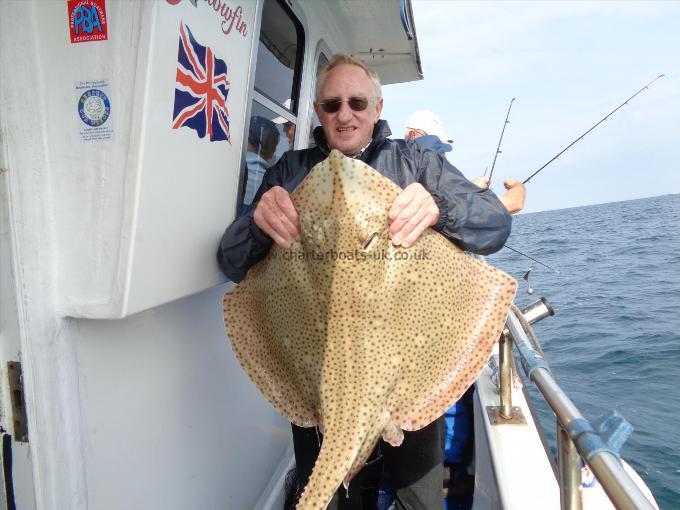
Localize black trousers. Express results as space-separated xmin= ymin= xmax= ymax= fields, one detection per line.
xmin=291 ymin=417 xmax=445 ymax=510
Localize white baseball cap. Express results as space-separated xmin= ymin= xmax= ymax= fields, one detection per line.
xmin=404 ymin=110 xmax=453 ymax=143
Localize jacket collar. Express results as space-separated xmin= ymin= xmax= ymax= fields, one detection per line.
xmin=413 ymin=134 xmax=452 ymax=154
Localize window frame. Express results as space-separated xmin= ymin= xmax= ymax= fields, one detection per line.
xmin=305 ymin=42 xmax=331 ymax=148
xmin=235 ymin=0 xmax=306 ymax=216
xmin=252 ymin=0 xmax=305 ymax=123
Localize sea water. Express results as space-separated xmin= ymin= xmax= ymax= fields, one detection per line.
xmin=486 ymin=193 xmax=680 ymax=507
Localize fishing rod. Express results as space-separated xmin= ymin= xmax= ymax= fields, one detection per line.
xmin=504 ymin=244 xmax=560 ymax=274
xmin=523 ymin=74 xmax=665 ymax=184
xmin=485 ymin=97 xmax=516 ymax=186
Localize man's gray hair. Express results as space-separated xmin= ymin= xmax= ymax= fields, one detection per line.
xmin=315 ymin=53 xmax=382 ymax=101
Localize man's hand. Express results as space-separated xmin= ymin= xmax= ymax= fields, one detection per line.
xmin=500 ymin=179 xmax=526 ymax=214
xmin=253 ymin=186 xmax=300 ymax=248
xmin=472 ymin=176 xmax=490 ymax=189
xmin=387 ymin=183 xmax=439 ymax=248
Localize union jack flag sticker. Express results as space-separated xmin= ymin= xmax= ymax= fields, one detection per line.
xmin=172 ymin=22 xmax=231 ymax=142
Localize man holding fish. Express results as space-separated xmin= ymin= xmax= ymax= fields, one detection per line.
xmin=218 ymin=54 xmax=512 ymax=509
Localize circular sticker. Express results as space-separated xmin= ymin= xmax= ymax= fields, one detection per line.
xmin=78 ymin=89 xmax=110 ymax=127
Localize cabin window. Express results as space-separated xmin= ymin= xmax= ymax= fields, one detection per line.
xmin=239 ymin=0 xmax=304 ymax=216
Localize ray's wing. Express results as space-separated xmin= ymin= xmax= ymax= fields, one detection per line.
xmin=223 ymin=257 xmax=322 ymax=426
xmin=223 ymin=156 xmax=338 ymax=427
xmin=382 ymin=237 xmax=516 ymax=430
xmin=313 ymin=153 xmax=517 ymax=431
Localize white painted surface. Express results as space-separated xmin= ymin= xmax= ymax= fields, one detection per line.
xmin=0 ymin=1 xmax=422 ymax=508
xmin=125 ymin=1 xmax=257 ymax=316
xmin=472 ymin=350 xmax=659 ymax=509
xmin=297 ymin=0 xmax=422 ymax=84
xmin=74 ymin=284 xmax=291 ymax=509
xmin=473 ymin=357 xmax=561 ymax=509
xmin=581 ymin=461 xmax=659 ymax=510
xmin=2 ymin=1 xmax=257 ymax=320
xmin=0 ymin=173 xmax=37 ymax=510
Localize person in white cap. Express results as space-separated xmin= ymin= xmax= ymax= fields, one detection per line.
xmin=404 ymin=110 xmax=526 ymax=214
xmin=404 ymin=110 xmax=454 ymax=144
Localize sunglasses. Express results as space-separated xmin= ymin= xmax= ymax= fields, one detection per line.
xmin=317 ymin=97 xmax=370 ymax=113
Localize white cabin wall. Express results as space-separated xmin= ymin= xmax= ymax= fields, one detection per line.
xmin=0 ymin=3 xmax=88 ymax=507
xmin=73 ymin=284 xmax=290 ymax=509
xmin=1 ymin=1 xmax=291 ymax=508
xmin=1 ymin=1 xmax=258 ymax=321
xmin=0 ymin=172 xmax=37 ymax=509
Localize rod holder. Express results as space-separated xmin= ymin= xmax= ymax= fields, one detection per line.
xmin=502 ymin=297 xmax=554 ymax=338
xmin=558 ymin=422 xmax=583 ymax=510
xmin=499 ymin=333 xmax=513 ymax=418
xmin=521 ymin=297 xmax=555 ymax=324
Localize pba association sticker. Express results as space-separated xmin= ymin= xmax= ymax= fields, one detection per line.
xmin=75 ymin=80 xmax=113 ymax=143
xmin=67 ymin=0 xmax=108 ymax=43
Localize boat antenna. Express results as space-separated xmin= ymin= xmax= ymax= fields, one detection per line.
xmin=523 ymin=74 xmax=665 ymax=184
xmin=504 ymin=244 xmax=560 ymax=274
xmin=485 ymin=98 xmax=516 ymax=186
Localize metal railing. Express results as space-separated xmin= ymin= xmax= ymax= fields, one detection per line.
xmin=498 ymin=301 xmax=656 ymax=510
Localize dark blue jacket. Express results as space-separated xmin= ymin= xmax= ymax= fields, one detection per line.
xmin=413 ymin=134 xmax=453 ymax=154
xmin=217 ymin=120 xmax=511 ymax=282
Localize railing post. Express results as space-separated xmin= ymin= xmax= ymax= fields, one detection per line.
xmin=557 ymin=422 xmax=583 ymax=510
xmin=501 ymin=306 xmax=657 ymax=510
xmin=499 ymin=333 xmax=513 ymax=418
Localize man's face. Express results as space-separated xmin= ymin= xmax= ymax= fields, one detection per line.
xmin=314 ymin=64 xmax=383 ymax=157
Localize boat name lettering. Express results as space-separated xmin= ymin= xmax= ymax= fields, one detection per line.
xmin=207 ymin=0 xmax=248 ymax=36
xmin=167 ymin=0 xmax=248 ymax=38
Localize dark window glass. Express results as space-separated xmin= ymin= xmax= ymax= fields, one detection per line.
xmin=239 ymin=0 xmax=304 ymax=216
xmin=240 ymin=103 xmax=296 ymax=215
xmin=254 ymin=0 xmax=303 ymax=111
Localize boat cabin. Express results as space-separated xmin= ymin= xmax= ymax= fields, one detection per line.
xmin=0 ymin=1 xmax=420 ymax=508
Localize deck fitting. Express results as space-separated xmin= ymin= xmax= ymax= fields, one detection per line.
xmin=486 ymin=406 xmax=527 ymax=425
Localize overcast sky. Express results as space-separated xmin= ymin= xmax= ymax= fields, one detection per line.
xmin=381 ymin=0 xmax=680 ymax=213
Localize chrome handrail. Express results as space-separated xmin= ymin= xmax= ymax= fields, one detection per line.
xmin=501 ymin=307 xmax=656 ymax=510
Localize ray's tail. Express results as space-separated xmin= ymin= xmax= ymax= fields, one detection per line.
xmin=295 ymin=422 xmax=383 ymax=510
xmin=295 ymin=428 xmax=357 ymax=509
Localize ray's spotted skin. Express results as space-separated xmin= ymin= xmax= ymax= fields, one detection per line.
xmin=223 ymin=151 xmax=517 ymax=509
